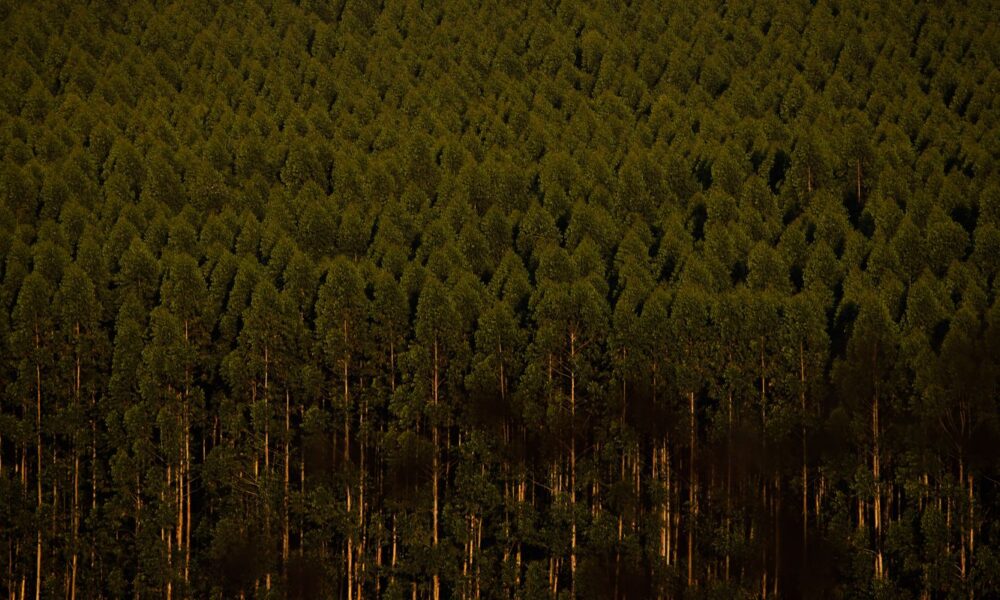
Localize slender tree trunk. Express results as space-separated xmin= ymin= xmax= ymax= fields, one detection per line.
xmin=90 ymin=390 xmax=97 ymax=579
xmin=432 ymin=337 xmax=440 ymax=600
xmin=390 ymin=341 xmax=396 ymax=395
xmin=262 ymin=343 xmax=271 ymax=593
xmin=183 ymin=321 xmax=193 ymax=591
xmin=358 ymin=392 xmax=366 ymax=600
xmin=856 ymin=159 xmax=863 ymax=206
xmin=463 ymin=516 xmax=469 ymax=599
xmin=759 ymin=339 xmax=769 ymax=596
xmin=726 ymin=389 xmax=733 ymax=582
xmin=375 ymin=529 xmax=383 ymax=598
xmin=800 ymin=341 xmax=808 ymax=556
xmin=655 ymin=445 xmax=664 ymax=557
xmin=166 ymin=462 xmax=172 ymax=600
xmin=71 ymin=327 xmax=80 ymax=600
xmin=688 ymin=391 xmax=696 ymax=589
xmin=176 ymin=398 xmax=184 ymax=596
xmin=968 ymin=471 xmax=974 ymax=600
xmin=71 ymin=452 xmax=78 ymax=600
xmin=184 ymin=403 xmax=191 ymax=589
xmin=760 ymin=485 xmax=767 ymax=600
xmin=499 ymin=346 xmax=511 ymax=597
xmin=475 ymin=512 xmax=482 ymax=600
xmin=35 ymin=325 xmax=43 ymax=600
xmin=389 ymin=339 xmax=398 ymax=590
xmin=283 ymin=390 xmax=290 ymax=572
xmin=569 ymin=332 xmax=577 ymax=598
xmin=300 ymin=405 xmax=306 ymax=559
xmin=872 ymin=345 xmax=883 ymax=581
xmin=667 ymin=441 xmax=673 ymax=568
xmin=959 ymin=458 xmax=966 ymax=582
xmin=343 ymin=322 xmax=353 ymax=600
xmin=550 ymin=460 xmax=559 ymax=598
xmin=773 ymin=473 xmax=780 ymax=598
xmin=135 ymin=472 xmax=142 ymax=600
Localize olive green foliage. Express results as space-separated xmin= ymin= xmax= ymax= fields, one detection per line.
xmin=1 ymin=0 xmax=999 ymax=598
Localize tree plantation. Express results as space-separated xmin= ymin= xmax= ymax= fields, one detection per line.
xmin=1 ymin=0 xmax=999 ymax=598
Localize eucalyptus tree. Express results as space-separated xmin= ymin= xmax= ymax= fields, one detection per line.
xmin=316 ymin=256 xmax=371 ymax=600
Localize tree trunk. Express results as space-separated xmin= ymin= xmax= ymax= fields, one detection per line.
xmin=688 ymin=391 xmax=696 ymax=589
xmin=800 ymin=341 xmax=808 ymax=555
xmin=872 ymin=345 xmax=883 ymax=581
xmin=959 ymin=458 xmax=966 ymax=582
xmin=262 ymin=343 xmax=271 ymax=593
xmin=432 ymin=337 xmax=440 ymax=600
xmin=760 ymin=339 xmax=769 ymax=596
xmin=35 ymin=325 xmax=43 ymax=600
xmin=726 ymin=389 xmax=733 ymax=582
xmin=856 ymin=159 xmax=863 ymax=205
xmin=343 ymin=321 xmax=353 ymax=600
xmin=283 ymin=390 xmax=290 ymax=572
xmin=135 ymin=472 xmax=142 ymax=600
xmin=176 ymin=397 xmax=184 ymax=596
xmin=71 ymin=326 xmax=80 ymax=600
xmin=773 ymin=474 xmax=780 ymax=598
xmin=358 ymin=391 xmax=367 ymax=600
xmin=968 ymin=471 xmax=974 ymax=600
xmin=569 ymin=331 xmax=577 ymax=599
xmin=665 ymin=442 xmax=672 ymax=568
xmin=166 ymin=463 xmax=172 ymax=600
xmin=183 ymin=321 xmax=193 ymax=591
xmin=184 ymin=402 xmax=191 ymax=589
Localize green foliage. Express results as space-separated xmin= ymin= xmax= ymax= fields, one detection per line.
xmin=1 ymin=1 xmax=999 ymax=598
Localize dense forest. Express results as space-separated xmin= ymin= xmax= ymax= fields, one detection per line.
xmin=1 ymin=0 xmax=999 ymax=598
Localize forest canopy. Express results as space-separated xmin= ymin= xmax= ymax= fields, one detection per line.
xmin=1 ymin=0 xmax=999 ymax=598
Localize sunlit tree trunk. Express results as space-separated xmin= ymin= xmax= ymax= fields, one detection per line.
xmin=71 ymin=323 xmax=80 ymax=600
xmin=432 ymin=337 xmax=440 ymax=600
xmin=872 ymin=345 xmax=883 ymax=581
xmin=856 ymin=159 xmax=863 ymax=206
xmin=35 ymin=326 xmax=43 ymax=600
xmin=342 ymin=320 xmax=353 ymax=600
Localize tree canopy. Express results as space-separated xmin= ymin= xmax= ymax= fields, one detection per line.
xmin=1 ymin=1 xmax=999 ymax=598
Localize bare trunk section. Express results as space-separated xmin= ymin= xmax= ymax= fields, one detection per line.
xmin=759 ymin=338 xmax=769 ymax=596
xmin=432 ymin=337 xmax=440 ymax=600
xmin=283 ymin=390 xmax=290 ymax=573
xmin=358 ymin=389 xmax=367 ymax=600
xmin=183 ymin=320 xmax=193 ymax=593
xmin=726 ymin=389 xmax=733 ymax=582
xmin=856 ymin=159 xmax=863 ymax=206
xmin=35 ymin=325 xmax=43 ymax=600
xmin=166 ymin=462 xmax=172 ymax=600
xmin=342 ymin=319 xmax=353 ymax=600
xmin=800 ymin=341 xmax=808 ymax=555
xmin=959 ymin=458 xmax=966 ymax=582
xmin=569 ymin=331 xmax=577 ymax=598
xmin=688 ymin=391 xmax=696 ymax=589
xmin=968 ymin=472 xmax=974 ymax=600
xmin=872 ymin=344 xmax=883 ymax=581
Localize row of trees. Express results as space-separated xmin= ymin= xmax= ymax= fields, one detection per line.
xmin=1 ymin=0 xmax=999 ymax=598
